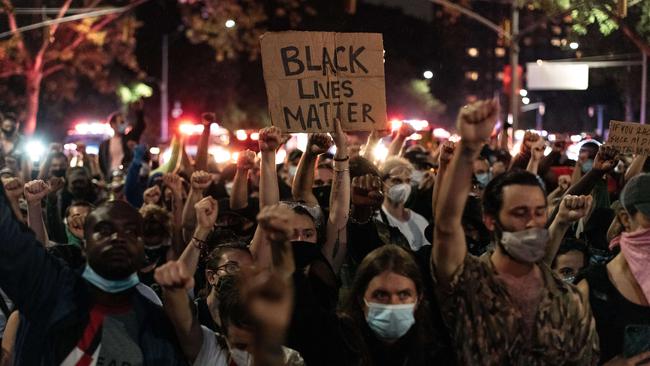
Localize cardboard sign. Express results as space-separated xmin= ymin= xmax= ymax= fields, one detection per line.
xmin=607 ymin=120 xmax=650 ymax=155
xmin=260 ymin=31 xmax=387 ymax=132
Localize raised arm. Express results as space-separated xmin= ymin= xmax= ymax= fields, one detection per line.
xmin=526 ymin=138 xmax=545 ymax=175
xmin=258 ymin=127 xmax=284 ymax=208
xmin=162 ymin=173 xmax=186 ymax=258
xmin=182 ymin=170 xmax=212 ymax=240
xmin=231 ymin=150 xmax=256 ymax=210
xmin=388 ymin=123 xmax=414 ymax=157
xmin=24 ymin=180 xmax=51 ymax=246
xmin=194 ymin=113 xmax=214 ymax=172
xmin=2 ymin=177 xmax=24 ymax=223
xmin=544 ymin=194 xmax=593 ymax=265
xmin=361 ymin=130 xmax=381 ymax=160
xmin=125 ymin=100 xmax=146 ymax=142
xmin=292 ymin=133 xmax=332 ymax=206
xmin=124 ymin=144 xmax=146 ymax=208
xmin=155 ymin=196 xmax=217 ymax=362
xmin=324 ymin=120 xmax=350 ymax=272
xmin=433 ymin=99 xmax=498 ymax=284
xmin=431 ymin=141 xmax=455 ymax=218
xmin=625 ymin=154 xmax=648 ymax=183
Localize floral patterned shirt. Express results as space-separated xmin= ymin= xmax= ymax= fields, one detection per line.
xmin=433 ymin=253 xmax=599 ymax=365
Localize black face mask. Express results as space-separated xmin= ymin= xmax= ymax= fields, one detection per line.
xmin=144 ymin=246 xmax=168 ymax=266
xmin=51 ymin=169 xmax=66 ymax=178
xmin=291 ymin=241 xmax=322 ymax=270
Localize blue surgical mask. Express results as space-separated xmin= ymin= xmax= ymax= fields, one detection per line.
xmin=581 ymin=159 xmax=593 ymax=173
xmin=117 ymin=123 xmax=128 ymax=134
xmin=82 ymin=265 xmax=140 ymax=293
xmin=475 ymin=172 xmax=491 ymax=188
xmin=365 ymin=300 xmax=416 ymax=340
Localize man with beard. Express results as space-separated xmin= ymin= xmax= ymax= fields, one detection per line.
xmin=432 ymin=99 xmax=599 ymax=365
xmin=0 ymin=185 xmax=186 ymax=364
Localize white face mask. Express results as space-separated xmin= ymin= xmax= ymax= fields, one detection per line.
xmin=230 ymin=348 xmax=253 ymax=366
xmin=288 ymin=165 xmax=298 ymax=178
xmin=387 ymin=183 xmax=411 ymax=204
xmin=500 ymin=227 xmax=550 ymax=263
xmin=410 ymin=170 xmax=425 ymax=185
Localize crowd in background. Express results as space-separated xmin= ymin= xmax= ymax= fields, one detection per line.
xmin=0 ymin=98 xmax=649 ymax=366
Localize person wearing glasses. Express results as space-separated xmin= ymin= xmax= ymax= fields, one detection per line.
xmin=195 ymin=242 xmax=253 ymax=333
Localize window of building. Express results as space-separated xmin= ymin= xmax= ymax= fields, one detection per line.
xmin=467 ymin=47 xmax=479 ymax=57
xmin=465 ymin=71 xmax=479 ymax=81
xmin=495 ymin=47 xmax=506 ymax=57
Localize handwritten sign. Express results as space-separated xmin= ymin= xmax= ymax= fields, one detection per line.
xmin=608 ymin=120 xmax=650 ymax=155
xmin=260 ymin=31 xmax=387 ymax=132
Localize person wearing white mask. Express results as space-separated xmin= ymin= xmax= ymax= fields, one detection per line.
xmin=376 ymin=157 xmax=430 ymax=251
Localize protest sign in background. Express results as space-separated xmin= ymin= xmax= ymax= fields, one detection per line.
xmin=261 ymin=31 xmax=387 ymax=133
xmin=607 ymin=120 xmax=650 ymax=155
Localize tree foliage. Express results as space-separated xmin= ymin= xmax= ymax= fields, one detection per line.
xmin=0 ymin=0 xmax=142 ymax=134
xmin=179 ymin=0 xmax=315 ymax=62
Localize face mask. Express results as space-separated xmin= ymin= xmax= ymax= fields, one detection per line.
xmin=614 ymin=161 xmax=626 ymax=174
xmin=51 ymin=169 xmax=66 ymax=178
xmin=291 ymin=241 xmax=322 ymax=270
xmin=475 ymin=172 xmax=491 ymax=188
xmin=365 ymin=300 xmax=416 ymax=340
xmin=410 ymin=170 xmax=425 ymax=185
xmin=82 ymin=265 xmax=140 ymax=293
xmin=619 ymin=228 xmax=650 ymax=303
xmin=2 ymin=126 xmax=16 ymax=136
xmin=144 ymin=244 xmax=169 ymax=265
xmin=288 ymin=165 xmax=298 ymax=178
xmin=230 ymin=347 xmax=253 ymax=366
xmin=387 ymin=183 xmax=411 ymax=204
xmin=116 ymin=123 xmax=128 ymax=134
xmin=581 ymin=159 xmax=593 ymax=173
xmin=225 ymin=181 xmax=234 ymax=196
xmin=499 ymin=227 xmax=550 ymax=263
xmin=65 ymin=225 xmax=83 ymax=248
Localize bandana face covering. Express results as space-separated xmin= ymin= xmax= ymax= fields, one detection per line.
xmin=619 ymin=227 xmax=650 ymax=302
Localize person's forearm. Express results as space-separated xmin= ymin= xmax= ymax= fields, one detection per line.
xmin=435 ymin=143 xmax=477 ymax=228
xmin=37 ymin=156 xmax=52 ymax=180
xmin=571 ymin=163 xmax=582 ymax=185
xmin=543 ymin=214 xmax=572 ymax=265
xmin=625 ymin=155 xmax=647 ymax=182
xmin=194 ymin=123 xmax=211 ymax=172
xmin=170 ymin=192 xmax=185 ymax=258
xmin=260 ymin=152 xmax=279 ymax=208
xmin=27 ymin=203 xmax=49 ymax=246
xmin=361 ymin=135 xmax=380 ymax=160
xmin=179 ymin=227 xmax=211 ymax=276
xmin=292 ymin=150 xmax=318 ymax=206
xmin=324 ymin=161 xmax=350 ymax=271
xmin=547 ymin=186 xmax=563 ymax=203
xmin=431 ymin=164 xmax=447 ymax=219
xmin=124 ymin=159 xmax=144 ymax=208
xmin=526 ymin=157 xmax=540 ymax=175
xmin=162 ymin=288 xmax=203 ymax=362
xmin=388 ymin=135 xmax=406 ymax=157
xmin=548 ymin=169 xmax=603 ymax=225
xmin=230 ymin=169 xmax=250 ymax=210
xmin=182 ymin=189 xmax=203 ymax=239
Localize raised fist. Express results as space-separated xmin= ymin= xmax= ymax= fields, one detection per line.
xmin=154 ymin=261 xmax=195 ymax=290
xmin=397 ymin=123 xmax=416 ymax=138
xmin=24 ymin=180 xmax=51 ymax=204
xmin=194 ymin=196 xmax=218 ymax=230
xmin=259 ymin=126 xmax=285 ymax=152
xmin=191 ymin=170 xmax=212 ymax=192
xmin=457 ymin=99 xmax=499 ymax=147
xmin=530 ymin=137 xmax=546 ymax=161
xmin=2 ymin=177 xmax=24 ymax=200
xmin=48 ymin=176 xmax=65 ymax=194
xmin=438 ymin=141 xmax=455 ymax=167
xmin=162 ymin=173 xmax=183 ymax=197
xmin=557 ymin=195 xmax=593 ymax=224
xmin=593 ymin=145 xmax=619 ymax=172
xmin=308 ymin=133 xmax=333 ymax=155
xmin=240 ymin=266 xmax=293 ymax=338
xmin=68 ymin=214 xmax=86 ymax=239
xmin=257 ymin=204 xmax=293 ymax=243
xmin=351 ymin=174 xmax=384 ymax=208
xmin=202 ymin=112 xmax=216 ymax=126
xmin=237 ymin=150 xmax=257 ymax=171
xmin=143 ymin=185 xmax=161 ymax=205
xmin=522 ymin=131 xmax=541 ymax=152
xmin=558 ymin=174 xmax=571 ymax=192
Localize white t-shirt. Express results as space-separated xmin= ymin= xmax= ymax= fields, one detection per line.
xmin=377 ymin=206 xmax=431 ymax=251
xmin=0 ymin=288 xmax=13 ymax=337
xmin=194 ymin=326 xmax=305 ymax=366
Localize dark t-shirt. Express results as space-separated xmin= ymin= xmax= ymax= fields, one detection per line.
xmin=580 ymin=264 xmax=650 ymax=363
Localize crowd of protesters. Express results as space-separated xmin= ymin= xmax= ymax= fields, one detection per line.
xmin=0 ymin=97 xmax=649 ymax=366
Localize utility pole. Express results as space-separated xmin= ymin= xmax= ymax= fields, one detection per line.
xmin=161 ymin=35 xmax=169 ymax=141
xmin=509 ymin=2 xmax=520 ymax=131
xmin=642 ymin=53 xmax=647 ymax=124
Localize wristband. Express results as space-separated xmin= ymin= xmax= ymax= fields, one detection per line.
xmin=333 ymin=155 xmax=349 ymax=162
xmin=191 ymin=237 xmax=206 ymax=250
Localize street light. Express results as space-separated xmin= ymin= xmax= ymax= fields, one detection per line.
xmin=519 ymin=89 xmax=528 ymax=97
xmin=423 ymin=70 xmax=433 ymax=79
xmin=225 ymin=19 xmax=236 ymax=28
xmin=522 ymin=97 xmax=530 ymax=105
xmin=569 ymin=42 xmax=579 ymax=50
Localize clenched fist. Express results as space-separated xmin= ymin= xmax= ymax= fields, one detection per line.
xmin=237 ymin=150 xmax=257 ymax=171
xmin=191 ymin=170 xmax=212 ymax=193
xmin=194 ymin=196 xmax=218 ymax=230
xmin=143 ymin=185 xmax=161 ymax=205
xmin=154 ymin=261 xmax=195 ymax=290
xmin=259 ymin=126 xmax=285 ymax=152
xmin=438 ymin=141 xmax=455 ymax=168
xmin=308 ymin=133 xmax=333 ymax=156
xmin=351 ymin=174 xmax=384 ymax=209
xmin=24 ymin=180 xmax=51 ymax=205
xmin=557 ymin=195 xmax=593 ymax=225
xmin=2 ymin=177 xmax=23 ymax=201
xmin=457 ymin=99 xmax=499 ymax=148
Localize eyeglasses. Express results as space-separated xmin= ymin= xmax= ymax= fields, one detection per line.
xmin=216 ymin=261 xmax=240 ymax=275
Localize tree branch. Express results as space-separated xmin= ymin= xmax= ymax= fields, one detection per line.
xmin=35 ymin=0 xmax=74 ymax=71
xmin=1 ymin=0 xmax=31 ymax=67
xmin=604 ymin=8 xmax=650 ymax=56
xmin=42 ymin=63 xmax=65 ymax=78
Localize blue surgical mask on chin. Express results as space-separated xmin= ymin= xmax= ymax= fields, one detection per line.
xmin=475 ymin=172 xmax=491 ymax=188
xmin=365 ymin=300 xmax=416 ymax=340
xmin=581 ymin=159 xmax=594 ymax=173
xmin=82 ymin=265 xmax=140 ymax=293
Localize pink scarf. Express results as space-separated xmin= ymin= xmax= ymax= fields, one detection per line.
xmin=609 ymin=235 xmax=621 ymax=250
xmin=619 ymin=228 xmax=650 ymax=303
